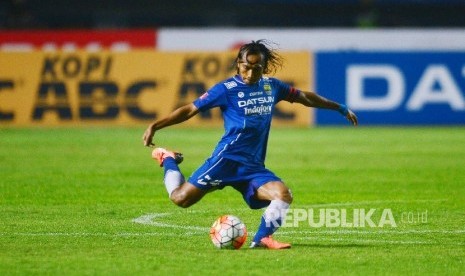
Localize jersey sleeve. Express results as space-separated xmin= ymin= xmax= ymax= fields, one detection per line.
xmin=273 ymin=78 xmax=301 ymax=103
xmin=193 ymin=83 xmax=228 ymax=112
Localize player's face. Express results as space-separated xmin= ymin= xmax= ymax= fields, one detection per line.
xmin=237 ymin=53 xmax=264 ymax=85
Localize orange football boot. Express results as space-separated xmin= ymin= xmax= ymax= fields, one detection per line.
xmin=250 ymin=235 xmax=291 ymax=249
xmin=152 ymin=148 xmax=184 ymax=167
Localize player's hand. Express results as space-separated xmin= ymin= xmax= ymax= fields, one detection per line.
xmin=346 ymin=109 xmax=358 ymax=126
xmin=142 ymin=126 xmax=155 ymax=147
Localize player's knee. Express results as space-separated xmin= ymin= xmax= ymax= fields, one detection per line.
xmin=170 ymin=183 xmax=206 ymax=208
xmin=170 ymin=190 xmax=195 ymax=208
xmin=259 ymin=181 xmax=293 ymax=204
xmin=273 ymin=183 xmax=293 ymax=204
xmin=170 ymin=194 xmax=191 ymax=208
xmin=280 ymin=188 xmax=293 ymax=204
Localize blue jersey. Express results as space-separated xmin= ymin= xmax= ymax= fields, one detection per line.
xmin=193 ymin=75 xmax=300 ymax=166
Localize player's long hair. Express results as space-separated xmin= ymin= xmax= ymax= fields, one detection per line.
xmin=235 ymin=39 xmax=283 ymax=75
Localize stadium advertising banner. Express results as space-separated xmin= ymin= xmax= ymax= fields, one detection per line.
xmin=158 ymin=28 xmax=465 ymax=125
xmin=0 ymin=29 xmax=157 ymax=51
xmin=0 ymin=51 xmax=311 ymax=126
xmin=316 ymin=52 xmax=465 ymax=125
xmin=157 ymin=28 xmax=465 ymax=51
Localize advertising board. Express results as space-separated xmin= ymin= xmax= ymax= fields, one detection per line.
xmin=0 ymin=51 xmax=311 ymax=126
xmin=315 ymin=51 xmax=465 ymax=125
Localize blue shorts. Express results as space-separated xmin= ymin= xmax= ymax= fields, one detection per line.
xmin=188 ymin=156 xmax=281 ymax=209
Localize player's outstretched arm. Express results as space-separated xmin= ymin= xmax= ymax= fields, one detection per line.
xmin=294 ymin=90 xmax=358 ymax=126
xmin=142 ymin=103 xmax=199 ymax=147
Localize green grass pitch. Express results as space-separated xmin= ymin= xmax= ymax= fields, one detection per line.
xmin=1 ymin=126 xmax=464 ymax=275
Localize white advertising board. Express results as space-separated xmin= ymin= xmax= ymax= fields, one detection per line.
xmin=158 ymin=28 xmax=465 ymax=51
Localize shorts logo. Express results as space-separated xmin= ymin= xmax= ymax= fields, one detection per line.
xmin=197 ymin=174 xmax=222 ymax=186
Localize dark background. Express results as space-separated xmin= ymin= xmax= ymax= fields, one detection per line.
xmin=2 ymin=0 xmax=465 ymax=29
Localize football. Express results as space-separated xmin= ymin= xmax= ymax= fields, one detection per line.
xmin=209 ymin=215 xmax=247 ymax=249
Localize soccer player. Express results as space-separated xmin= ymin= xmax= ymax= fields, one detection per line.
xmin=142 ymin=40 xmax=358 ymax=249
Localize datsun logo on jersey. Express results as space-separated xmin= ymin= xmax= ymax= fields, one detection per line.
xmin=316 ymin=52 xmax=465 ymax=125
xmin=238 ymin=96 xmax=274 ymax=116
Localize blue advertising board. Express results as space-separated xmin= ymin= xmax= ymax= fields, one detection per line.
xmin=315 ymin=52 xmax=465 ymax=125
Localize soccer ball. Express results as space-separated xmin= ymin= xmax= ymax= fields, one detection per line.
xmin=209 ymin=215 xmax=247 ymax=249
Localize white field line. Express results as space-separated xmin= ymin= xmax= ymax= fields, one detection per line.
xmin=1 ymin=197 xmax=460 ymax=246
xmin=2 ymin=229 xmax=464 ymax=237
xmin=2 ymin=232 xmax=464 ymax=246
xmin=131 ymin=212 xmax=465 ymax=235
xmin=2 ymin=210 xmax=464 ymax=246
xmin=278 ymin=229 xmax=465 ymax=235
xmin=130 ymin=211 xmax=465 ymax=248
xmin=297 ymin=198 xmax=448 ymax=208
xmin=132 ymin=213 xmax=209 ymax=232
xmin=0 ymin=232 xmax=178 ymax=237
xmin=289 ymin=236 xmax=445 ymax=245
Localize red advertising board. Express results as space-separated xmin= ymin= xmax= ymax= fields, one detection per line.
xmin=0 ymin=29 xmax=157 ymax=51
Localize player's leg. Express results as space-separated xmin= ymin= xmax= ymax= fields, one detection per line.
xmin=235 ymin=177 xmax=292 ymax=249
xmin=251 ymin=180 xmax=293 ymax=249
xmin=152 ymin=148 xmax=208 ymax=208
xmin=233 ymin=167 xmax=293 ymax=249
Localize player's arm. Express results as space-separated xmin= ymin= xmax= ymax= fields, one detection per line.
xmin=294 ymin=90 xmax=358 ymax=126
xmin=143 ymin=103 xmax=199 ymax=147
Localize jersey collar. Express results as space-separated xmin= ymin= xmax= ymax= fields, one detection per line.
xmin=233 ymin=75 xmax=262 ymax=86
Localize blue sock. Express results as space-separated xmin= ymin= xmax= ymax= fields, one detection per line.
xmin=163 ymin=157 xmax=179 ymax=173
xmin=253 ymin=199 xmax=290 ymax=243
xmin=253 ymin=216 xmax=282 ymax=243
